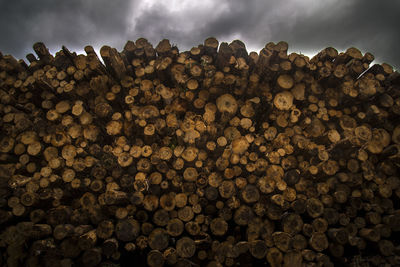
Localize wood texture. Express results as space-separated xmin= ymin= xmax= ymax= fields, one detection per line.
xmin=0 ymin=38 xmax=399 ymax=266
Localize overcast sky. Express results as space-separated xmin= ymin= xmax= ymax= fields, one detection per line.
xmin=0 ymin=0 xmax=399 ymax=70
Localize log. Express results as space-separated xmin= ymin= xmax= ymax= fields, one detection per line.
xmin=115 ymin=218 xmax=140 ymax=242
xmin=147 ymin=250 xmax=165 ymax=267
xmin=33 ymin=42 xmax=53 ymax=64
xmin=282 ymin=213 xmax=303 ymax=235
xmin=309 ymin=232 xmax=329 ymax=252
xmin=176 ymin=236 xmax=196 ymax=258
xmin=1 ymin=38 xmax=400 ymax=266
xmin=148 ymin=228 xmax=169 ymax=251
xmin=81 ymin=247 xmax=102 ymax=267
xmin=96 ymin=220 xmax=114 ymax=239
xmin=267 ymin=247 xmax=283 ymax=267
xmin=210 ymin=218 xmax=228 ymax=236
xmin=249 ymin=240 xmax=268 ymax=259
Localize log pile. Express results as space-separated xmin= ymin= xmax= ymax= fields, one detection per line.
xmin=0 ymin=38 xmax=400 ymax=267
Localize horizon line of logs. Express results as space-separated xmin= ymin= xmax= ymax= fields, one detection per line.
xmin=0 ymin=37 xmax=400 ymax=267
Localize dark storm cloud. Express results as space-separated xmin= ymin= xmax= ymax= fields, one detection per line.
xmin=0 ymin=0 xmax=133 ymax=58
xmin=275 ymin=0 xmax=400 ymax=69
xmin=0 ymin=0 xmax=399 ymax=70
xmin=127 ymin=0 xmax=400 ymax=69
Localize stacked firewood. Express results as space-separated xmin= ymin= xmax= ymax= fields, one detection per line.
xmin=0 ymin=37 xmax=399 ymax=267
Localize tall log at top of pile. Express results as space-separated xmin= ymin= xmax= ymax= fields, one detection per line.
xmin=0 ymin=37 xmax=400 ymax=267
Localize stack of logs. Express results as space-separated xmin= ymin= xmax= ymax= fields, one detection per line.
xmin=0 ymin=37 xmax=400 ymax=267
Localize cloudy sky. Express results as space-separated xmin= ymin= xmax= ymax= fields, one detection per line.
xmin=0 ymin=0 xmax=399 ymax=70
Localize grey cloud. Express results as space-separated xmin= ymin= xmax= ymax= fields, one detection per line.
xmin=273 ymin=0 xmax=400 ymax=68
xmin=127 ymin=0 xmax=400 ymax=69
xmin=0 ymin=0 xmax=133 ymax=58
xmin=0 ymin=0 xmax=399 ymax=70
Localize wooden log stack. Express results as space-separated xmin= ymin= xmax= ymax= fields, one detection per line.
xmin=0 ymin=38 xmax=400 ymax=267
